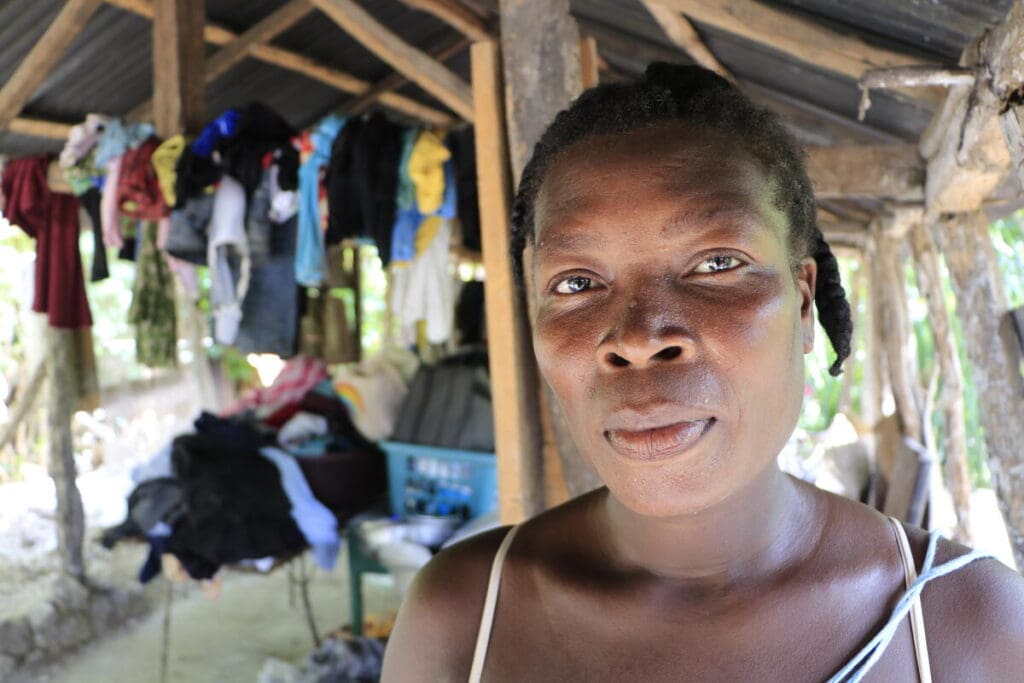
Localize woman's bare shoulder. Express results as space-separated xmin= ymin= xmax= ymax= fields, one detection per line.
xmin=381 ymin=525 xmax=512 ymax=683
xmin=904 ymin=525 xmax=1024 ymax=680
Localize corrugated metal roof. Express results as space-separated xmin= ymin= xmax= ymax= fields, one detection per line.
xmin=0 ymin=0 xmax=1014 ymax=157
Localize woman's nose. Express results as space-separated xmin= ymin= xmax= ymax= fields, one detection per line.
xmin=597 ymin=298 xmax=695 ymax=370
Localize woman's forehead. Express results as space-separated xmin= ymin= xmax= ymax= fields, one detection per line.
xmin=534 ymin=124 xmax=781 ymax=239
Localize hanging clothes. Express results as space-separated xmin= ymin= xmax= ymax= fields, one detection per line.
xmin=100 ymin=156 xmax=125 ymax=248
xmin=78 ymin=187 xmax=109 ymax=282
xmin=93 ymin=118 xmax=155 ymax=169
xmin=220 ymin=102 xmax=297 ymax=197
xmin=325 ymin=113 xmax=404 ymax=264
xmin=128 ymin=221 xmax=177 ymax=368
xmin=118 ymin=136 xmax=168 ymax=222
xmin=391 ymin=219 xmax=454 ymax=345
xmin=207 ymin=175 xmax=251 ymax=345
xmin=448 ymin=127 xmax=482 ymax=252
xmin=59 ymin=113 xmax=110 ymax=169
xmin=296 ymin=115 xmax=344 ymax=287
xmin=1 ymin=156 xmax=92 ymax=329
xmin=151 ymin=134 xmax=186 ymax=207
xmin=237 ymin=167 xmax=300 ymax=357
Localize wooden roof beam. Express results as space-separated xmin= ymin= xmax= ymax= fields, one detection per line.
xmin=309 ymin=0 xmax=475 ymax=121
xmin=640 ymin=0 xmax=735 ymax=84
xmin=0 ymin=0 xmax=105 ymax=133
xmin=648 ymin=0 xmax=941 ymax=104
xmin=345 ymin=34 xmax=469 ymax=116
xmin=103 ymin=0 xmax=454 ymax=126
xmin=922 ymin=1 xmax=1024 ymax=215
xmin=130 ymin=0 xmax=313 ymax=123
xmin=7 ymin=117 xmax=74 ymax=140
xmin=396 ymin=0 xmax=493 ymax=42
xmin=806 ymin=144 xmax=923 ymax=200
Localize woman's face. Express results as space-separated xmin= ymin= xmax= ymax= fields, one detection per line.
xmin=528 ymin=123 xmax=817 ymax=518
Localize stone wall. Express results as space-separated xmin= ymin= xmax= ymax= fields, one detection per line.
xmin=0 ymin=579 xmax=151 ymax=679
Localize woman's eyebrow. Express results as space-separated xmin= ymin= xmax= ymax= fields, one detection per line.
xmin=660 ymin=205 xmax=764 ymax=241
xmin=534 ymin=229 xmax=604 ymax=257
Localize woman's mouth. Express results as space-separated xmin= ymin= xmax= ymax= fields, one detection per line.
xmin=604 ymin=418 xmax=716 ymax=462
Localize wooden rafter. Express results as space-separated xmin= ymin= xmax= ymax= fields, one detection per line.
xmin=0 ymin=0 xmax=105 ymax=133
xmin=806 ymin=144 xmax=923 ymax=200
xmin=7 ymin=118 xmax=74 ymax=140
xmin=650 ymin=0 xmax=939 ymax=102
xmin=640 ymin=0 xmax=735 ymax=84
xmin=345 ymin=34 xmax=468 ymax=116
xmin=397 ymin=0 xmax=492 ymax=42
xmin=309 ymin=0 xmax=475 ymax=121
xmin=103 ymin=0 xmax=454 ymax=126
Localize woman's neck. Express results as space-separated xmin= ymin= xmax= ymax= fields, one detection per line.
xmin=599 ymin=465 xmax=824 ymax=588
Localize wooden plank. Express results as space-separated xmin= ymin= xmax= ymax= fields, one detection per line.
xmin=806 ymin=144 xmax=923 ymax=199
xmin=640 ymin=0 xmax=735 ymax=83
xmin=471 ymin=41 xmax=543 ymax=523
xmin=105 ymin=0 xmax=454 ymax=126
xmin=650 ymin=0 xmax=936 ymax=89
xmin=310 ymin=0 xmax=475 ymax=121
xmin=7 ymin=117 xmax=74 ymax=140
xmin=0 ymin=0 xmax=105 ymax=132
xmin=345 ymin=34 xmax=468 ymax=116
xmin=579 ymin=36 xmax=600 ymax=89
xmin=397 ymin=0 xmax=492 ymax=42
xmin=152 ymin=0 xmax=205 ymax=137
xmin=937 ymin=211 xmax=1024 ymax=569
xmin=204 ymin=0 xmax=313 ymax=83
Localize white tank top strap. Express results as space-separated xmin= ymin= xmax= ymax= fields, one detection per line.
xmin=888 ymin=517 xmax=933 ymax=683
xmin=467 ymin=524 xmax=520 ymax=683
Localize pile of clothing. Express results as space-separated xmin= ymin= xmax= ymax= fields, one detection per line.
xmin=102 ymin=354 xmax=415 ymax=582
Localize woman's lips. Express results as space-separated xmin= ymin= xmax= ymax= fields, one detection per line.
xmin=604 ymin=418 xmax=715 ymax=462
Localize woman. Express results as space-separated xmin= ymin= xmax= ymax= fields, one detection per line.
xmin=382 ymin=64 xmax=1024 ymax=682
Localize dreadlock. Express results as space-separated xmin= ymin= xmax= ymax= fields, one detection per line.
xmin=510 ymin=62 xmax=852 ymax=376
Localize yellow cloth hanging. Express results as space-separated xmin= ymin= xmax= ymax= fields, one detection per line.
xmin=407 ymin=129 xmax=450 ymax=215
xmin=151 ymin=134 xmax=186 ymax=206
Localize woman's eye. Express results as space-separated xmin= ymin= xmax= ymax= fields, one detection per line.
xmin=694 ymin=255 xmax=742 ymax=274
xmin=554 ymin=276 xmax=594 ymax=294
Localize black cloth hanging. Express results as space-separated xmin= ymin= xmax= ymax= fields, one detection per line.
xmin=448 ymin=128 xmax=481 ymax=252
xmin=325 ymin=113 xmax=403 ymax=264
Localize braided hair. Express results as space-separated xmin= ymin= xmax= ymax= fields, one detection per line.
xmin=510 ymin=62 xmax=852 ymax=376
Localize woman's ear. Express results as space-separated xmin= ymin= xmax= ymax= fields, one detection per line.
xmin=797 ymin=257 xmax=817 ymax=354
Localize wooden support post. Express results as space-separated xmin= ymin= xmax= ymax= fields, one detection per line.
xmin=0 ymin=0 xmax=104 ymax=133
xmin=910 ymin=220 xmax=973 ymax=543
xmin=500 ymin=0 xmax=601 ymax=500
xmin=310 ymin=0 xmax=475 ymax=121
xmin=46 ymin=328 xmax=86 ymax=582
xmin=936 ymin=212 xmax=1024 ymax=569
xmin=500 ymin=0 xmax=582 ymax=184
xmin=873 ymin=222 xmax=924 ymax=445
xmin=153 ymin=0 xmax=205 ymax=137
xmin=471 ymin=41 xmax=544 ymax=522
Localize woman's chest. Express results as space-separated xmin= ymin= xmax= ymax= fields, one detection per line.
xmin=480 ymin=575 xmax=921 ymax=682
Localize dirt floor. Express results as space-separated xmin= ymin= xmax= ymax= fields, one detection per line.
xmin=12 ymin=549 xmax=400 ymax=683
